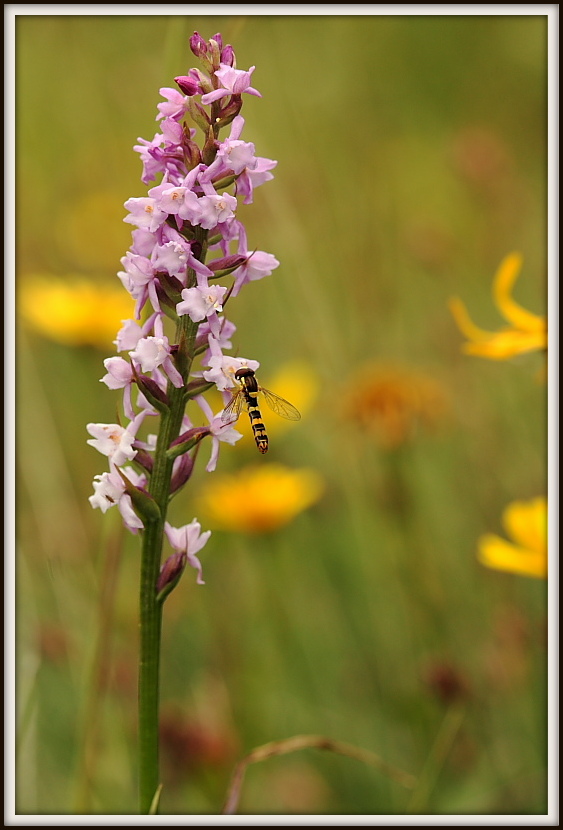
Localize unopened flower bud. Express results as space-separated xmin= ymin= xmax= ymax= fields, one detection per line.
xmin=207 ymin=37 xmax=222 ymax=68
xmin=135 ymin=373 xmax=170 ymax=411
xmin=189 ymin=31 xmax=207 ymax=59
xmin=116 ymin=468 xmax=161 ymax=524
xmin=208 ymin=254 xmax=248 ymax=278
xmin=184 ymin=138 xmax=202 ymax=170
xmin=166 ymin=426 xmax=209 ymax=461
xmin=156 ymin=551 xmax=187 ymax=600
xmin=157 ymin=271 xmax=183 ymax=303
xmin=132 ymin=448 xmax=154 ymax=474
xmin=210 ymin=33 xmax=223 ymax=51
xmin=189 ymin=33 xmax=215 ymax=74
xmin=220 ymin=44 xmax=235 ymax=67
xmin=174 ymin=75 xmax=200 ymax=96
xmin=154 ymin=285 xmax=180 ymax=319
xmin=170 ymin=451 xmax=196 ymax=494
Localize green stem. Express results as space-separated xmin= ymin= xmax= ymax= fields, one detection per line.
xmin=137 ymin=312 xmax=199 ymax=814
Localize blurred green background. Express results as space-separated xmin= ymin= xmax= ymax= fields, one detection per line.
xmin=15 ymin=12 xmax=548 ymax=816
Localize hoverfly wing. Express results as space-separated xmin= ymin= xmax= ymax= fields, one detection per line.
xmin=221 ymin=389 xmax=245 ymax=423
xmin=260 ymin=388 xmax=301 ymax=421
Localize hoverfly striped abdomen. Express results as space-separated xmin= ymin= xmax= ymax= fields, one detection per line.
xmin=222 ymin=366 xmax=301 ymax=454
xmin=234 ymin=368 xmax=269 ymax=453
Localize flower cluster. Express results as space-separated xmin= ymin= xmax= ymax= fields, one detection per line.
xmin=87 ymin=32 xmax=280 ymax=589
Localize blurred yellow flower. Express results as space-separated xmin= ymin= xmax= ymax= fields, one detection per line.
xmin=262 ymin=361 xmax=319 ymax=431
xmin=478 ymin=497 xmax=547 ymax=579
xmin=341 ymin=363 xmax=449 ymax=449
xmin=449 ymin=253 xmax=546 ymax=359
xmin=196 ymin=463 xmax=324 ymax=534
xmin=18 ymin=276 xmax=134 ymax=349
xmin=55 ymin=189 xmax=133 ymax=274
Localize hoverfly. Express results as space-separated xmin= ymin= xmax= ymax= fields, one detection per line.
xmin=221 ymin=367 xmax=301 ymax=454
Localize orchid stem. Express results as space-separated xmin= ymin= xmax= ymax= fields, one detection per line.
xmin=137 ymin=312 xmax=199 ymax=814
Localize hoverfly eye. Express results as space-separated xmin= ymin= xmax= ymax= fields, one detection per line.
xmin=235 ymin=368 xmax=251 ymax=381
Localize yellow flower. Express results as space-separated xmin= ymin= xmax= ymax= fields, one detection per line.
xmin=196 ymin=464 xmax=324 ymax=534
xmin=260 ymin=361 xmax=319 ymax=435
xmin=478 ymin=496 xmax=547 ymax=579
xmin=449 ymin=253 xmax=546 ymax=359
xmin=19 ymin=275 xmax=134 ymax=349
